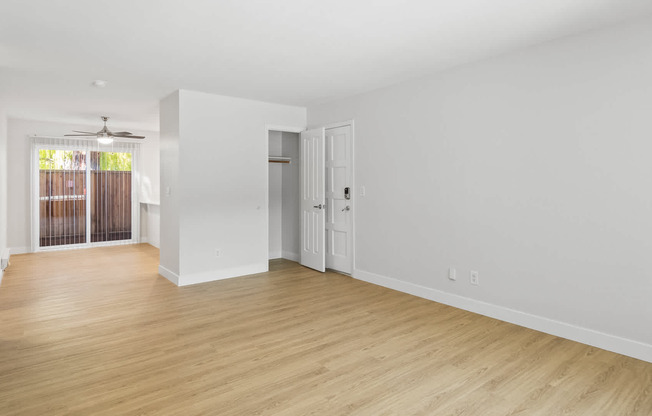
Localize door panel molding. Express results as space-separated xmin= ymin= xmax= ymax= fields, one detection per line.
xmin=299 ymin=128 xmax=326 ymax=272
xmin=325 ymin=124 xmax=353 ymax=274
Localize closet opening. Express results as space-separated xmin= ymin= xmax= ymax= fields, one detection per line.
xmin=268 ymin=122 xmax=354 ymax=275
xmin=268 ymin=130 xmax=301 ymax=263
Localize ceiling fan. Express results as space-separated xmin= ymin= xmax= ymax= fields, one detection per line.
xmin=65 ymin=116 xmax=145 ymax=144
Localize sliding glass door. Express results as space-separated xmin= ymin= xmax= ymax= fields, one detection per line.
xmin=38 ymin=150 xmax=87 ymax=247
xmin=33 ymin=139 xmax=139 ymax=251
xmin=90 ymin=152 xmax=133 ymax=243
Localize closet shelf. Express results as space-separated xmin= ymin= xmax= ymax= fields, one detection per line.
xmin=269 ymin=156 xmax=291 ymax=164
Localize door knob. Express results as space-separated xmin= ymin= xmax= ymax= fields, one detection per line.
xmin=313 ymin=204 xmax=323 ymax=209
xmin=341 ymin=205 xmax=350 ymax=212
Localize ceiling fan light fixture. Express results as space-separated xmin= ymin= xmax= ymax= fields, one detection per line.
xmin=64 ymin=116 xmax=145 ymax=141
xmin=92 ymin=79 xmax=107 ymax=88
xmin=97 ymin=136 xmax=113 ymax=145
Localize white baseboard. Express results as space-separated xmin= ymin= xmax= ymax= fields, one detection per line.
xmin=9 ymin=246 xmax=30 ymax=255
xmin=281 ymin=251 xmax=300 ymax=262
xmin=158 ymin=264 xmax=179 ymax=285
xmin=353 ymin=268 xmax=652 ymax=363
xmin=160 ymin=262 xmax=268 ymax=287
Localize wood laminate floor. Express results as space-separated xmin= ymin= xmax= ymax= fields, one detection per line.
xmin=0 ymin=244 xmax=650 ymax=415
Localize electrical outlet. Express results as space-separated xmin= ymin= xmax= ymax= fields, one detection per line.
xmin=448 ymin=267 xmax=456 ymax=281
xmin=470 ymin=270 xmax=479 ymax=286
xmin=215 ymin=249 xmax=221 ymax=257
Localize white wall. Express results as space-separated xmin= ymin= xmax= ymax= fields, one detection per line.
xmin=268 ymin=131 xmax=283 ymax=259
xmin=308 ymin=18 xmax=652 ymax=362
xmin=159 ymin=89 xmax=305 ymax=286
xmin=140 ymin=126 xmax=161 ymax=204
xmin=140 ymin=127 xmax=161 ymax=248
xmin=5 ymin=118 xmax=160 ymax=253
xmin=0 ymin=108 xmax=7 ymax=283
xmin=281 ymin=132 xmax=300 ymax=260
xmin=159 ymin=92 xmax=181 ymax=277
xmin=142 ymin=204 xmax=160 ymax=248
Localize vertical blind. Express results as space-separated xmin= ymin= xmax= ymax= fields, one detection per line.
xmin=31 ymin=136 xmax=140 ymax=250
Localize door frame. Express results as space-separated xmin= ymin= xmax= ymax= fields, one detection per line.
xmin=264 ymin=120 xmax=355 ymax=274
xmin=264 ymin=124 xmax=305 ymax=270
xmin=30 ymin=141 xmax=140 ymax=252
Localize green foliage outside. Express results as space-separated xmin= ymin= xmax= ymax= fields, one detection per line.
xmin=39 ymin=150 xmax=131 ymax=171
xmin=39 ymin=149 xmax=81 ymax=170
xmin=98 ymin=152 xmax=132 ymax=171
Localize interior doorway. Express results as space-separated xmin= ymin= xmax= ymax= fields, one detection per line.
xmin=268 ymin=130 xmax=302 ymax=262
xmin=268 ymin=122 xmax=354 ymax=275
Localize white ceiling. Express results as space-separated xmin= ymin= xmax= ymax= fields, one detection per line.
xmin=1 ymin=0 xmax=651 ymax=131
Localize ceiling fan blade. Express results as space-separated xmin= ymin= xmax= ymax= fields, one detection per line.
xmin=72 ymin=130 xmax=97 ymax=134
xmin=64 ymin=134 xmax=97 ymax=136
xmin=113 ymin=134 xmax=145 ymax=139
xmin=112 ymin=131 xmax=133 ymax=135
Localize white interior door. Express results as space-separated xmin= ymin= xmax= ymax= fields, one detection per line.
xmin=300 ymin=128 xmax=326 ymax=272
xmin=325 ymin=125 xmax=353 ymax=274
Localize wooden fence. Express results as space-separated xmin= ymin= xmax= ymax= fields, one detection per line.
xmin=39 ymin=170 xmax=131 ymax=247
xmin=90 ymin=171 xmax=132 ymax=243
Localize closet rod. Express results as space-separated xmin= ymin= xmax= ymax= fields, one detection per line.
xmin=269 ymin=157 xmax=291 ymax=164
